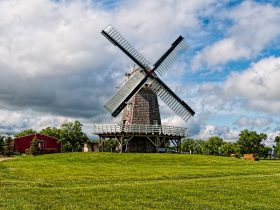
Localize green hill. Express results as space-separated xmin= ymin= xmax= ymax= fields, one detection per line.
xmin=1 ymin=153 xmax=280 ymax=209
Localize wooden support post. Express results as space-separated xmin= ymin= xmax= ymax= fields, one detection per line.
xmin=156 ymin=137 xmax=160 ymax=153
xmin=115 ymin=136 xmax=121 ymax=152
xmin=102 ymin=138 xmax=105 ymax=152
xmin=125 ymin=139 xmax=128 ymax=153
xmin=124 ymin=136 xmax=134 ymax=153
xmin=159 ymin=137 xmax=167 ymax=153
xmin=120 ymin=135 xmax=123 ymax=153
xmin=98 ymin=136 xmax=101 ymax=152
xmin=99 ymin=137 xmax=105 ymax=152
xmin=178 ymin=138 xmax=181 ymax=153
xmin=175 ymin=138 xmax=181 ymax=153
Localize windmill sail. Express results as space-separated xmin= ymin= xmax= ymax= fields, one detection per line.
xmin=102 ymin=25 xmax=150 ymax=70
xmin=152 ymin=36 xmax=190 ymax=77
xmin=104 ymin=70 xmax=146 ymax=117
xmin=149 ymin=78 xmax=195 ymax=121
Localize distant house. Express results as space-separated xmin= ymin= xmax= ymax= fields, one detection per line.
xmin=14 ymin=134 xmax=61 ymax=154
xmin=83 ymin=142 xmax=99 ymax=152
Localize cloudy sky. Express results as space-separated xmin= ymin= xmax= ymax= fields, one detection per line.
xmin=0 ymin=0 xmax=279 ymax=143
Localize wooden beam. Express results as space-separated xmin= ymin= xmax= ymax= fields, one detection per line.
xmin=124 ymin=136 xmax=134 ymax=153
xmin=147 ymin=136 xmax=157 ymax=147
xmin=120 ymin=135 xmax=124 ymax=153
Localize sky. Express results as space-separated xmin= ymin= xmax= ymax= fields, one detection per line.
xmin=0 ymin=0 xmax=279 ymax=144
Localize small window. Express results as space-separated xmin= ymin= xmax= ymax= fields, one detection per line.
xmin=127 ymin=103 xmax=132 ymax=110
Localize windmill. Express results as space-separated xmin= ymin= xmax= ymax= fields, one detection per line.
xmin=93 ymin=25 xmax=195 ymax=153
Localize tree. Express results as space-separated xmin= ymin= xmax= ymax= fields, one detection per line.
xmin=181 ymin=139 xmax=207 ymax=154
xmin=275 ymin=134 xmax=280 ymax=157
xmin=181 ymin=138 xmax=195 ymax=153
xmin=99 ymin=139 xmax=117 ymax=152
xmin=237 ymin=129 xmax=267 ymax=157
xmin=40 ymin=127 xmax=62 ymax=140
xmin=60 ymin=121 xmax=89 ymax=152
xmin=202 ymin=136 xmax=224 ymax=156
xmin=29 ymin=138 xmax=40 ymax=155
xmin=275 ymin=135 xmax=280 ymax=144
xmin=192 ymin=140 xmax=206 ymax=154
xmin=3 ymin=137 xmax=14 ymax=157
xmin=259 ymin=146 xmax=271 ymax=159
xmin=0 ymin=135 xmax=5 ymax=155
xmin=15 ymin=129 xmax=37 ymax=137
xmin=219 ymin=142 xmax=239 ymax=157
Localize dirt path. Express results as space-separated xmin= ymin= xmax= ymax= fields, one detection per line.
xmin=0 ymin=157 xmax=13 ymax=162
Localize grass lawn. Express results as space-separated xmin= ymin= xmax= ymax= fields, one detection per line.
xmin=0 ymin=153 xmax=280 ymax=209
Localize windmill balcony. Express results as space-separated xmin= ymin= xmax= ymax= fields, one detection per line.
xmin=93 ymin=124 xmax=187 ymax=137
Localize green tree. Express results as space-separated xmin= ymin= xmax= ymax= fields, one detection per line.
xmin=0 ymin=135 xmax=5 ymax=155
xmin=259 ymin=146 xmax=271 ymax=159
xmin=100 ymin=139 xmax=117 ymax=152
xmin=181 ymin=138 xmax=195 ymax=153
xmin=192 ymin=140 xmax=205 ymax=154
xmin=60 ymin=121 xmax=89 ymax=152
xmin=275 ymin=134 xmax=280 ymax=157
xmin=219 ymin=142 xmax=239 ymax=157
xmin=40 ymin=127 xmax=62 ymax=140
xmin=15 ymin=129 xmax=37 ymax=137
xmin=202 ymin=136 xmax=224 ymax=156
xmin=276 ymin=135 xmax=280 ymax=144
xmin=29 ymin=138 xmax=40 ymax=155
xmin=237 ymin=129 xmax=267 ymax=157
xmin=180 ymin=139 xmax=207 ymax=154
xmin=3 ymin=137 xmax=14 ymax=157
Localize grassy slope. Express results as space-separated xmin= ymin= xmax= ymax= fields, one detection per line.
xmin=0 ymin=153 xmax=280 ymax=210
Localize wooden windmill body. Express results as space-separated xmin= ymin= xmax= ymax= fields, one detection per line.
xmin=120 ymin=69 xmax=162 ymax=152
xmin=93 ymin=25 xmax=195 ymax=153
xmin=121 ymin=69 xmax=161 ymax=126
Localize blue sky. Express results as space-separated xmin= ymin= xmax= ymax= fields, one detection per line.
xmin=0 ymin=0 xmax=279 ymax=144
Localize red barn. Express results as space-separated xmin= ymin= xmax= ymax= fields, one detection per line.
xmin=14 ymin=134 xmax=61 ymax=154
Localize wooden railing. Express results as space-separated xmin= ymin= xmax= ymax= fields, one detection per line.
xmin=93 ymin=124 xmax=186 ymax=137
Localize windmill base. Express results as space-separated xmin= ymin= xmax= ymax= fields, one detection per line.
xmin=125 ymin=137 xmax=159 ymax=153
xmin=98 ymin=135 xmax=182 ymax=153
xmin=94 ymin=124 xmax=185 ymax=153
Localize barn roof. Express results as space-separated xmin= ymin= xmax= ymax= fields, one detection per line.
xmin=14 ymin=133 xmax=58 ymax=141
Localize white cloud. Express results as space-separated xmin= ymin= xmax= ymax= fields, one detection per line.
xmin=187 ymin=56 xmax=280 ymax=118
xmin=191 ymin=38 xmax=250 ymax=70
xmin=113 ymin=0 xmax=216 ymax=63
xmin=0 ymin=109 xmax=72 ymax=134
xmin=161 ymin=55 xmax=279 ymax=139
xmin=235 ymin=115 xmax=273 ymax=127
xmin=191 ymin=1 xmax=280 ymax=70
xmin=225 ymin=56 xmax=280 ymax=113
xmin=265 ymin=130 xmax=280 ymax=146
xmin=0 ymin=0 xmax=111 ymax=77
xmin=161 ymin=115 xmax=185 ymax=127
xmin=193 ymin=124 xmax=239 ymax=140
